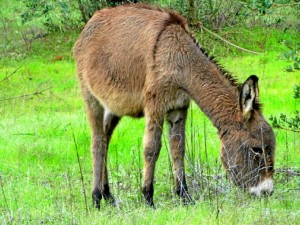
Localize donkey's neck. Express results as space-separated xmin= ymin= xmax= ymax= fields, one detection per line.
xmin=184 ymin=55 xmax=240 ymax=131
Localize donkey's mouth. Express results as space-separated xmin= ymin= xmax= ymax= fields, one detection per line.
xmin=249 ymin=178 xmax=274 ymax=197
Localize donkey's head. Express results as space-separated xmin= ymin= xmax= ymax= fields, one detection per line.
xmin=220 ymin=75 xmax=276 ymax=196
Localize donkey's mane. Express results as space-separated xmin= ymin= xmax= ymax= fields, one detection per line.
xmin=124 ymin=4 xmax=239 ymax=88
xmin=198 ymin=46 xmax=240 ymax=87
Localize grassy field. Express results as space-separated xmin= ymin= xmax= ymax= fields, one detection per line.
xmin=1 ymin=1 xmax=300 ymax=224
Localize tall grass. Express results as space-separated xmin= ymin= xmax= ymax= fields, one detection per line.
xmin=1 ymin=50 xmax=299 ymax=224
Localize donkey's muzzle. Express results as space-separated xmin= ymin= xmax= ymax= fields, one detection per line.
xmin=249 ymin=178 xmax=274 ymax=197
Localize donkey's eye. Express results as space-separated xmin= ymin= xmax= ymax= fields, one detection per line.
xmin=252 ymin=147 xmax=263 ymax=154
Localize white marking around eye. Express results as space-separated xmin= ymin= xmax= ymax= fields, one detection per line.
xmin=249 ymin=178 xmax=273 ymax=196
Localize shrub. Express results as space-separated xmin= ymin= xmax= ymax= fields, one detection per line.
xmin=270 ymin=84 xmax=300 ymax=132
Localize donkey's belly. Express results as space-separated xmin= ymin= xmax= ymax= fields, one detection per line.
xmin=91 ymin=85 xmax=190 ymax=118
xmin=96 ymin=90 xmax=145 ymax=117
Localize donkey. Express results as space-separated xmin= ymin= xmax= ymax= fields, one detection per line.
xmin=73 ymin=4 xmax=276 ymax=208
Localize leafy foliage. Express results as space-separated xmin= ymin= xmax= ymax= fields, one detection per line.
xmin=21 ymin=0 xmax=110 ymax=31
xmin=21 ymin=0 xmax=80 ymax=31
xmin=294 ymin=84 xmax=300 ymax=99
xmin=250 ymin=0 xmax=273 ymax=15
xmin=270 ymin=112 xmax=300 ymax=132
xmin=281 ymin=40 xmax=300 ymax=72
xmin=20 ymin=0 xmax=300 ymax=32
xmin=270 ymin=84 xmax=300 ymax=132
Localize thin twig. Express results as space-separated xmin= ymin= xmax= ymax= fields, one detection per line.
xmin=273 ymin=126 xmax=300 ymax=133
xmin=71 ymin=128 xmax=89 ymax=214
xmin=272 ymin=3 xmax=300 ymax=8
xmin=0 ymin=64 xmax=23 ymax=83
xmin=276 ymin=168 xmax=300 ymax=176
xmin=0 ymin=87 xmax=51 ymax=101
xmin=198 ymin=23 xmax=263 ymax=55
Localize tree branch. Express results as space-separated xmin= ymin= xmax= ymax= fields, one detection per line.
xmin=0 ymin=87 xmax=51 ymax=101
xmin=197 ymin=23 xmax=263 ymax=55
xmin=0 ymin=65 xmax=23 ymax=83
xmin=272 ymin=3 xmax=300 ymax=8
xmin=276 ymin=168 xmax=300 ymax=176
xmin=272 ymin=126 xmax=300 ymax=133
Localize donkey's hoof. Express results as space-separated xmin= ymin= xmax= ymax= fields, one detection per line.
xmin=92 ymin=188 xmax=102 ymax=209
xmin=180 ymin=194 xmax=195 ymax=206
xmin=145 ymin=198 xmax=156 ymax=209
xmin=144 ymin=198 xmax=155 ymax=209
xmin=186 ymin=196 xmax=195 ymax=205
xmin=104 ymin=194 xmax=116 ymax=206
xmin=147 ymin=201 xmax=156 ymax=209
xmin=183 ymin=198 xmax=195 ymax=206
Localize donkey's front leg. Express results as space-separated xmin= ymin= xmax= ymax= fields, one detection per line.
xmin=167 ymin=107 xmax=194 ymax=205
xmin=142 ymin=113 xmax=164 ymax=208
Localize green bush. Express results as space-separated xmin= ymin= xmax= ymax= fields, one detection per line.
xmin=270 ymin=84 xmax=300 ymax=132
xmin=20 ymin=0 xmax=300 ymax=32
xmin=281 ymin=40 xmax=300 ymax=72
xmin=21 ymin=0 xmax=109 ymax=31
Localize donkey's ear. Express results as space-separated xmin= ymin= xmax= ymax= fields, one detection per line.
xmin=240 ymin=75 xmax=259 ymax=121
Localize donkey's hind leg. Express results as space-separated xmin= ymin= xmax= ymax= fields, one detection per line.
xmin=82 ymin=87 xmax=107 ymax=209
xmin=167 ymin=107 xmax=194 ymax=205
xmin=102 ymin=111 xmax=120 ymax=205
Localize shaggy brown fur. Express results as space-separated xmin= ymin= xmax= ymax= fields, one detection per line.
xmin=73 ymin=4 xmax=276 ymax=208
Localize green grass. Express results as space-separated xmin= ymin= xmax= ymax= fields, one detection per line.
xmin=1 ymin=1 xmax=300 ymax=224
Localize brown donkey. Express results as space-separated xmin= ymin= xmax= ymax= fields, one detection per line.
xmin=73 ymin=4 xmax=276 ymax=208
